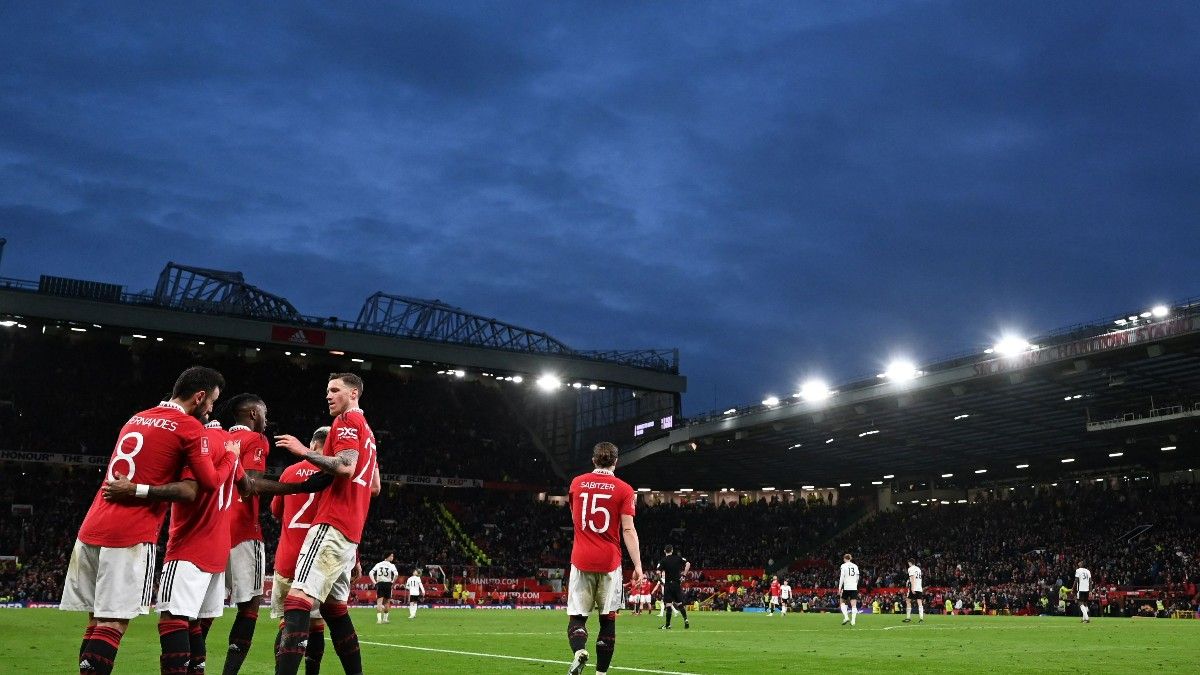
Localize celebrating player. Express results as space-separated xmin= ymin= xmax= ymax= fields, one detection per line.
xmin=903 ymin=559 xmax=924 ymax=623
xmin=838 ymin=553 xmax=860 ymax=626
xmin=221 ymin=394 xmax=272 ymax=674
xmin=268 ymin=427 xmax=333 ymax=675
xmin=369 ymin=554 xmax=399 ymax=624
xmin=565 ymin=442 xmax=643 ymax=675
xmin=658 ymin=545 xmax=690 ymax=630
xmin=152 ymin=420 xmax=244 ymax=675
xmin=63 ymin=367 xmax=234 ymax=675
xmin=274 ymin=373 xmax=381 ymax=675
xmin=768 ymin=575 xmax=781 ymax=616
xmin=404 ymin=569 xmax=425 ymax=619
xmin=1073 ymin=561 xmax=1092 ymax=623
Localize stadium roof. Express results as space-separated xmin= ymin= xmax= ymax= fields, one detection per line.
xmin=0 ymin=263 xmax=686 ymax=394
xmin=621 ymin=299 xmax=1200 ymax=490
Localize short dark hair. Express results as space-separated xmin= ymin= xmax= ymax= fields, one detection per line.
xmin=218 ymin=393 xmax=263 ymax=426
xmin=592 ymin=442 xmax=618 ymax=468
xmin=329 ymin=372 xmax=364 ymax=395
xmin=664 ymin=545 xmax=674 ymax=554
xmin=311 ymin=426 xmax=330 ymax=446
xmin=172 ymin=366 xmax=225 ymax=399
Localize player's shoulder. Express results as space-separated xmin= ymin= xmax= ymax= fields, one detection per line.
xmin=339 ymin=408 xmax=369 ymax=428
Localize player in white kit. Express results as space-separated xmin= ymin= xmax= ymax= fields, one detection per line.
xmin=903 ymin=559 xmax=924 ymax=623
xmin=838 ymin=553 xmax=859 ymax=626
xmin=404 ymin=569 xmax=425 ymax=619
xmin=1072 ymin=561 xmax=1092 ymax=623
xmin=779 ymin=580 xmax=792 ymax=616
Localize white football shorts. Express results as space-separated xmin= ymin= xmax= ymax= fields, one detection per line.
xmin=157 ymin=559 xmax=225 ymax=619
xmin=293 ymin=524 xmax=357 ymax=603
xmin=226 ymin=539 xmax=266 ymax=604
xmin=566 ymin=565 xmax=624 ymax=616
xmin=60 ymin=539 xmax=156 ymax=620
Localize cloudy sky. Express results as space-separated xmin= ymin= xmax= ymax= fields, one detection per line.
xmin=2 ymin=1 xmax=1197 ymax=412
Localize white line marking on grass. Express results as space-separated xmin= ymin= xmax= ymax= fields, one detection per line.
xmin=385 ymin=631 xmax=559 ymax=637
xmin=361 ymin=640 xmax=702 ymax=675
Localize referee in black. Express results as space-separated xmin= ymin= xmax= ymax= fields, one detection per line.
xmin=657 ymin=545 xmax=691 ymax=629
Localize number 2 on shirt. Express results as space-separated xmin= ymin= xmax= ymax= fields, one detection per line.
xmin=352 ymin=437 xmax=376 ymax=487
xmin=578 ymin=492 xmax=612 ymax=533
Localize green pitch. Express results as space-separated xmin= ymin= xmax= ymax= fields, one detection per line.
xmin=2 ymin=608 xmax=1196 ymax=673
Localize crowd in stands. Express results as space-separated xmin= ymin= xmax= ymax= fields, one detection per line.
xmin=787 ymin=481 xmax=1200 ymax=614
xmin=634 ymin=496 xmax=861 ymax=570
xmin=0 ymin=328 xmax=557 ymax=485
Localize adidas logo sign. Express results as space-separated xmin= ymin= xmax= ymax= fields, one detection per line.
xmin=298 ymin=640 xmax=309 ymax=648
xmin=288 ymin=330 xmax=309 ymax=344
xmin=80 ymin=659 xmax=94 ymax=670
xmin=228 ymin=644 xmax=241 ymax=652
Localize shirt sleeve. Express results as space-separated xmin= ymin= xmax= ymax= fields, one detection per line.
xmin=330 ymin=416 xmax=364 ymax=454
xmin=241 ymin=434 xmax=269 ymax=473
xmin=182 ymin=425 xmax=235 ymax=490
xmin=621 ymin=484 xmax=636 ymax=516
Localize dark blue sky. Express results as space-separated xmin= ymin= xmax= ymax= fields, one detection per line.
xmin=2 ymin=1 xmax=1198 ymax=412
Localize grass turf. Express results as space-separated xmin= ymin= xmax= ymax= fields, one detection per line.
xmin=2 ymin=608 xmax=1196 ymax=673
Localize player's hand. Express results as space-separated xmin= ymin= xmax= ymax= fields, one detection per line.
xmin=274 ymin=434 xmax=307 ymax=456
xmin=223 ymin=439 xmax=241 ymax=455
xmin=102 ymin=473 xmax=137 ymax=502
xmin=631 ymin=568 xmax=644 ymax=585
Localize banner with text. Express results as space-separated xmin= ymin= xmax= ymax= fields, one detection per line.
xmin=381 ymin=474 xmax=485 ymax=488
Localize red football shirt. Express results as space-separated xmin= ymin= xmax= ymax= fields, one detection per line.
xmin=568 ymin=468 xmax=635 ymax=573
xmin=164 ymin=424 xmax=244 ymax=572
xmin=78 ymin=402 xmax=236 ymax=548
xmin=311 ymin=409 xmax=376 ymax=544
xmin=770 ymin=580 xmax=781 ymax=597
xmin=272 ymin=460 xmax=322 ymax=579
xmin=226 ymin=426 xmax=269 ymax=545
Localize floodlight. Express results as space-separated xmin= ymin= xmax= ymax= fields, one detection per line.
xmin=883 ymin=474 xmax=895 ymax=479
xmin=1151 ymin=305 xmax=1169 ymax=318
xmin=941 ymin=473 xmax=954 ymax=478
xmin=799 ymin=379 xmax=831 ymax=402
xmin=992 ymin=336 xmax=1030 ymax=356
xmin=511 ymin=375 xmax=524 ymax=384
xmin=723 ymin=408 xmax=737 ymax=415
xmin=762 ymin=396 xmax=780 ymax=406
xmin=536 ymin=374 xmax=561 ymax=391
xmin=1015 ymin=464 xmax=1029 ymax=469
xmin=974 ymin=469 xmax=987 ymax=474
xmin=882 ymin=359 xmax=921 ymax=382
xmin=1108 ymin=452 xmax=1123 ymax=458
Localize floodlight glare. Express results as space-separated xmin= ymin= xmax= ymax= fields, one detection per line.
xmin=723 ymin=408 xmax=737 ymax=415
xmin=1139 ymin=311 xmax=1152 ymax=318
xmin=762 ymin=396 xmax=780 ymax=407
xmin=1151 ymin=305 xmax=1169 ymax=318
xmin=511 ymin=375 xmax=524 ymax=384
xmin=941 ymin=473 xmax=954 ymax=478
xmin=993 ymin=336 xmax=1031 ymax=356
xmin=536 ymin=374 xmax=561 ymax=391
xmin=882 ymin=359 xmax=921 ymax=382
xmin=799 ymin=379 xmax=831 ymax=402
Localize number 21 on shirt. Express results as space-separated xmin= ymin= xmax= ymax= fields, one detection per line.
xmin=578 ymin=492 xmax=612 ymax=533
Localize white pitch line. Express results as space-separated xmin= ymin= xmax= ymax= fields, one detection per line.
xmin=360 ymin=640 xmax=702 ymax=675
